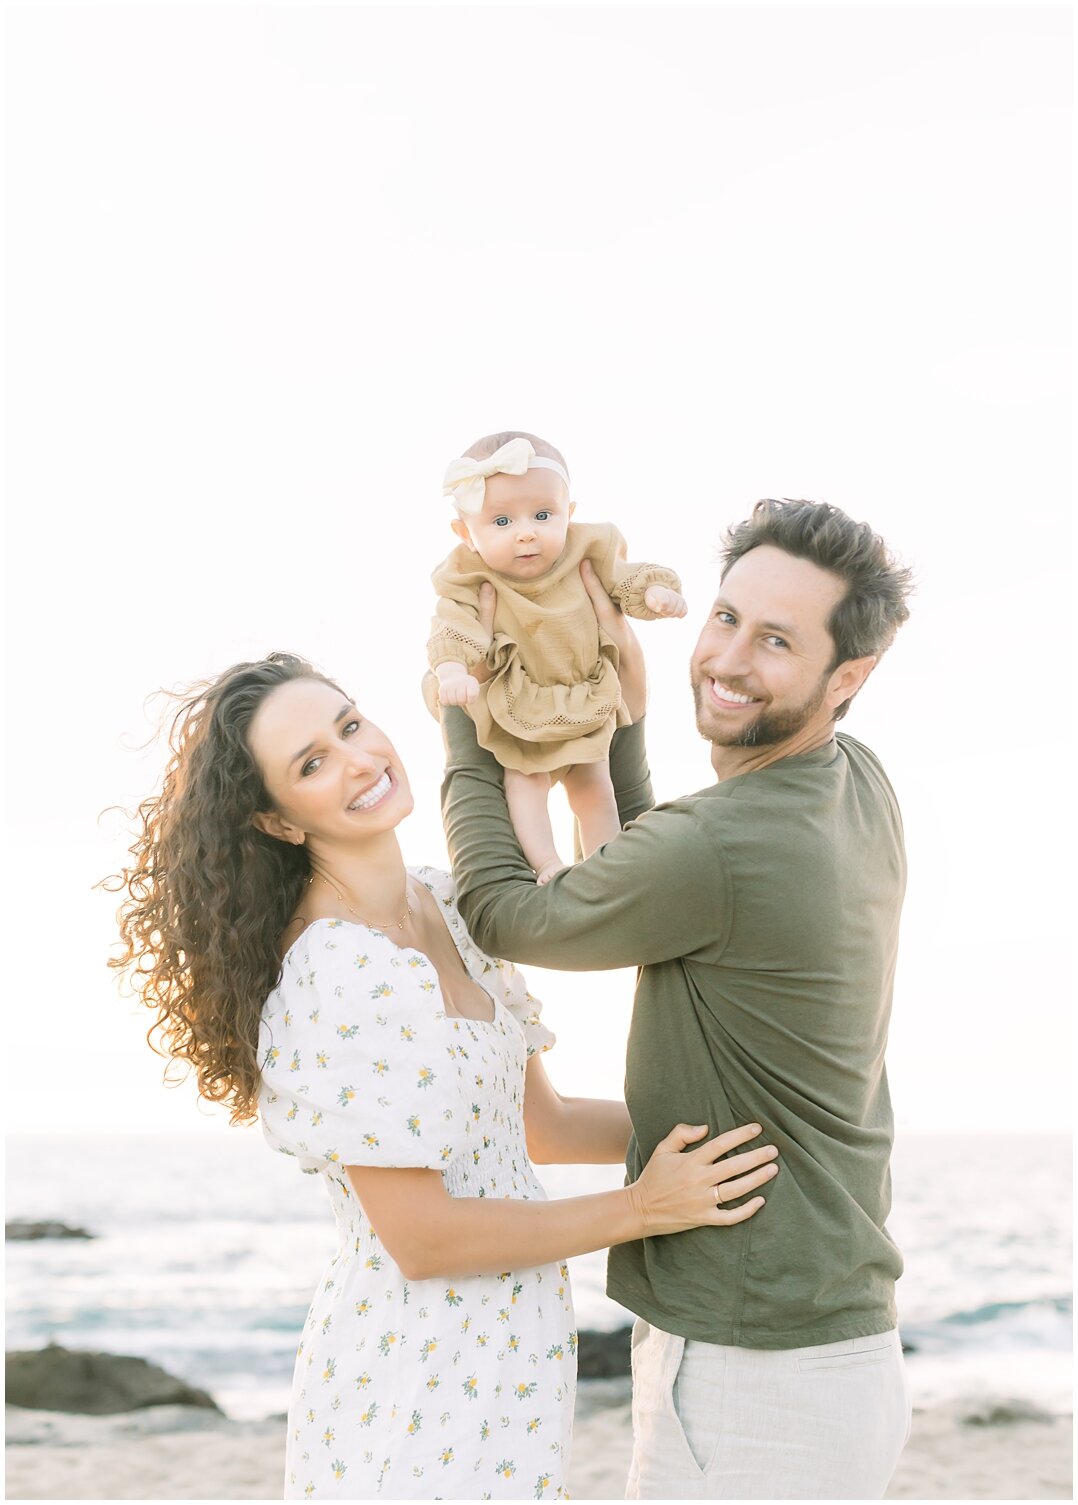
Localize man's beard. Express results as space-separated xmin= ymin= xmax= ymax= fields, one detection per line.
xmin=692 ymin=670 xmax=830 ymax=749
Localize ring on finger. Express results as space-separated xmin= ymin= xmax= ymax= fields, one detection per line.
xmin=714 ymin=1183 xmax=725 ymax=1206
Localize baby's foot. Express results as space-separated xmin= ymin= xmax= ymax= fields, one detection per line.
xmin=535 ymin=862 xmax=568 ymax=886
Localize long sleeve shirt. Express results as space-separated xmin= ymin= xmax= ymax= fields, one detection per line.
xmin=425 ymin=522 xmax=681 ymax=775
xmin=441 ymin=709 xmax=906 ymax=1348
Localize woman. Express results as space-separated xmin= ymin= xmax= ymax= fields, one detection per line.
xmin=109 ymin=617 xmax=777 ymax=1502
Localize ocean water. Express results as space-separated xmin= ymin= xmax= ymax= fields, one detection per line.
xmin=6 ymin=1133 xmax=1071 ymax=1422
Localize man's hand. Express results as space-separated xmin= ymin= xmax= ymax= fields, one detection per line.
xmin=580 ymin=559 xmax=647 ymax=721
xmin=473 ymin=583 xmax=497 ymax=676
xmin=644 ymin=584 xmax=688 ymax=619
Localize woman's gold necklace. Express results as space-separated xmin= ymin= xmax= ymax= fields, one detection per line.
xmin=309 ymin=871 xmax=413 ymax=931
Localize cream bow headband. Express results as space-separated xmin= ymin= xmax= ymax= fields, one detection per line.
xmin=443 ymin=437 xmax=570 ymax=515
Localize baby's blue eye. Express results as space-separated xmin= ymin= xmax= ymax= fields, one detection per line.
xmin=493 ymin=516 xmax=511 ymax=528
xmin=534 ymin=511 xmax=551 ymax=522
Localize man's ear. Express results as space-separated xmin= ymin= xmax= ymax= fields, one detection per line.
xmin=826 ymin=655 xmax=877 ymax=712
xmin=252 ymin=809 xmax=306 ymax=846
xmin=568 ymin=500 xmax=576 ymax=519
xmin=450 ymin=517 xmax=472 ymax=546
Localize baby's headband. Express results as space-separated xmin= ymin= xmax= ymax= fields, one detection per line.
xmin=443 ymin=436 xmax=570 ymax=515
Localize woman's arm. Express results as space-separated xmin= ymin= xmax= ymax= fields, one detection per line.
xmin=346 ymin=1119 xmax=777 ymax=1281
xmin=523 ymin=1054 xmax=631 ymax=1165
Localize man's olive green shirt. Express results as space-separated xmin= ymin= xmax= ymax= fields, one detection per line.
xmin=442 ymin=711 xmax=906 ymax=1348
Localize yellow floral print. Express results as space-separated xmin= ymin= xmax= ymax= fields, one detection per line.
xmin=257 ymin=869 xmax=569 ymax=1501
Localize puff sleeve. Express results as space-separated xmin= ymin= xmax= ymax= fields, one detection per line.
xmin=427 ymin=570 xmax=493 ymax=671
xmin=258 ymin=920 xmax=472 ymax=1172
xmin=412 ymin=866 xmax=556 ymax=1059
xmin=592 ymin=524 xmax=682 ymax=621
xmin=491 ymin=953 xmax=556 ymax=1059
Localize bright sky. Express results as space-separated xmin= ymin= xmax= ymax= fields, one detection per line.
xmin=6 ymin=5 xmax=1073 ymax=1138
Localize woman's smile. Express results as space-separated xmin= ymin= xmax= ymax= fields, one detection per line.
xmin=347 ymin=769 xmax=394 ymax=812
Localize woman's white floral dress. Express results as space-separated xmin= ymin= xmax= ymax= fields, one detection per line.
xmin=259 ymin=867 xmax=576 ymax=1501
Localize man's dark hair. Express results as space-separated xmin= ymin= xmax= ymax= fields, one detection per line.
xmin=719 ymin=499 xmax=913 ymax=720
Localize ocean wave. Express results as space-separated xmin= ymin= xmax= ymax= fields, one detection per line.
xmin=9 ymin=1134 xmax=1071 ymax=1418
xmin=902 ymin=1295 xmax=1072 ymax=1354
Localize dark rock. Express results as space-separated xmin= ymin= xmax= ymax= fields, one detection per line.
xmin=6 ymin=1221 xmax=94 ymax=1242
xmin=961 ymin=1398 xmax=1056 ymax=1427
xmin=6 ymin=1344 xmax=222 ymax=1415
xmin=577 ymin=1325 xmax=632 ymax=1379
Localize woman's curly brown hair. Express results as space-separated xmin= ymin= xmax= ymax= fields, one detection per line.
xmin=105 ymin=652 xmax=343 ymax=1123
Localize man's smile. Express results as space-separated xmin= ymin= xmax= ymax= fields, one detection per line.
xmin=707 ymin=678 xmax=763 ymax=709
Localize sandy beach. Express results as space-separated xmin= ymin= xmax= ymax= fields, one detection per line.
xmin=5 ymin=1384 xmax=1071 ymax=1502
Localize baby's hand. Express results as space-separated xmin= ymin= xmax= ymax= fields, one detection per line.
xmin=438 ymin=672 xmax=481 ymax=707
xmin=645 ymin=585 xmax=688 ymax=618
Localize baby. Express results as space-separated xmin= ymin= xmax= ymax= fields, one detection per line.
xmin=427 ymin=430 xmax=685 ymax=883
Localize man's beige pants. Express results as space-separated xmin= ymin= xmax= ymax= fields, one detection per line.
xmin=625 ymin=1319 xmax=911 ymax=1500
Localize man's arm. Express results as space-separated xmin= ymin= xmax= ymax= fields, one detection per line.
xmin=441 ymin=707 xmax=729 ymax=971
xmin=584 ymin=553 xmax=654 ymax=825
xmin=607 ymin=717 xmax=654 ymax=827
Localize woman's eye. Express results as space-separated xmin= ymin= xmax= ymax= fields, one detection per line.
xmin=300 ymin=756 xmax=323 ymax=778
xmin=534 ymin=511 xmax=550 ymax=522
xmin=341 ymin=719 xmax=361 ymax=737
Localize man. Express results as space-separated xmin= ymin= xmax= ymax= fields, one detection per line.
xmin=441 ymin=498 xmax=914 ymax=1500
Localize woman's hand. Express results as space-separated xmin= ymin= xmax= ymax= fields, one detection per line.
xmin=626 ymin=1121 xmax=778 ymax=1236
xmin=580 ymin=559 xmax=647 ymax=720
